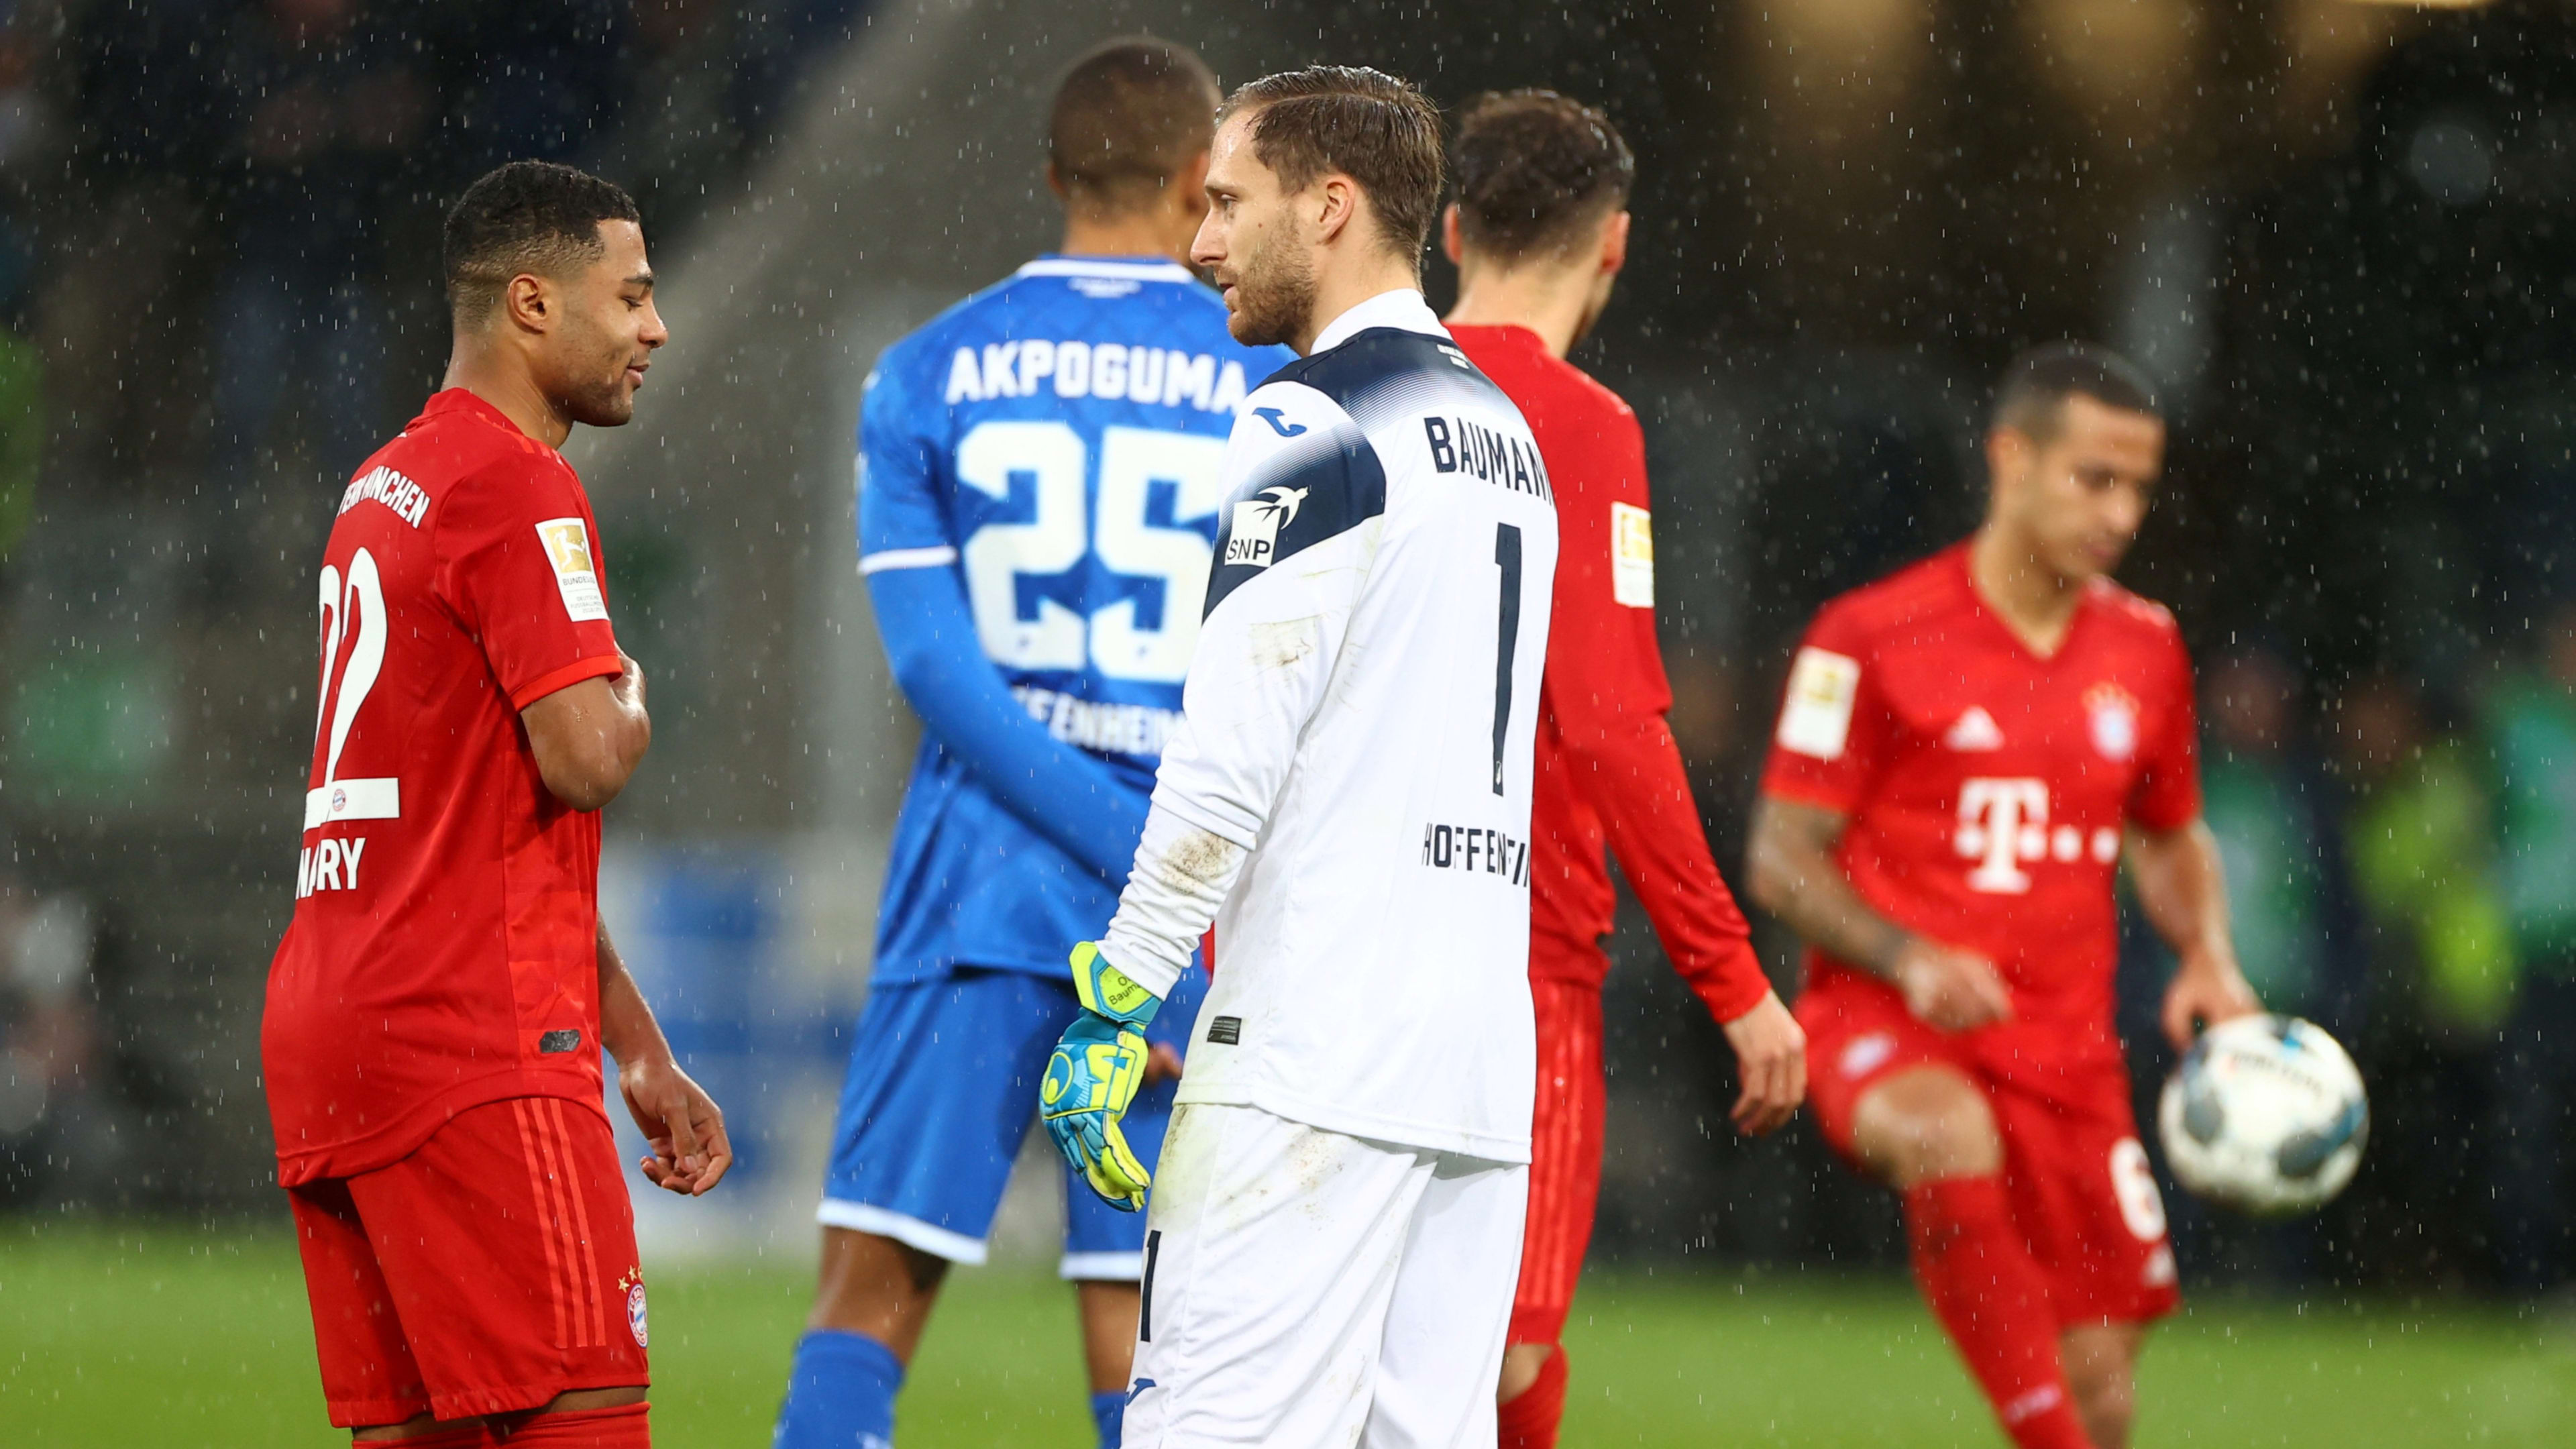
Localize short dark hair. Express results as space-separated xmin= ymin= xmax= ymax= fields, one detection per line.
xmin=1220 ymin=66 xmax=1443 ymax=262
xmin=1050 ymin=37 xmax=1222 ymax=213
xmin=1452 ymin=90 xmax=1634 ymax=262
xmin=1992 ymin=342 xmax=2161 ymax=441
xmin=443 ymin=160 xmax=641 ymax=324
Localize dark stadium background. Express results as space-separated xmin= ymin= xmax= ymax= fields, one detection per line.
xmin=1 ymin=0 xmax=2570 ymax=1318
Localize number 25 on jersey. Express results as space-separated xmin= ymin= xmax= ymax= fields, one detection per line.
xmin=954 ymin=421 xmax=1225 ymax=685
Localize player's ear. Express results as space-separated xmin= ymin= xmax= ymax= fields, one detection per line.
xmin=1313 ymin=173 xmax=1357 ymax=245
xmin=1599 ymin=209 xmax=1631 ymax=276
xmin=502 ymin=272 xmax=553 ymax=335
xmin=1045 ymin=162 xmax=1070 ymax=203
xmin=1175 ymin=150 xmax=1211 ymax=207
xmin=1440 ymin=204 xmax=1464 ymax=266
xmin=1984 ymin=427 xmax=2029 ymax=504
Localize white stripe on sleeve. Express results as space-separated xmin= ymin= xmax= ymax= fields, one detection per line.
xmin=858 ymin=544 xmax=961 ymax=575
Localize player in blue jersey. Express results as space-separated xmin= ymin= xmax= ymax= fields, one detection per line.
xmin=773 ymin=38 xmax=1289 ymax=1449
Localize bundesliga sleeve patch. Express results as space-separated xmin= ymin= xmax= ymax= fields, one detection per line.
xmin=1610 ymin=502 xmax=1654 ymax=608
xmin=1777 ymin=646 xmax=1861 ymax=759
xmin=534 ymin=518 xmax=610 ymax=623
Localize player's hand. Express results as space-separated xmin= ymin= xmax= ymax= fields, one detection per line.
xmin=619 ymin=1051 xmax=733 ymax=1195
xmin=611 ymin=649 xmax=647 ymax=712
xmin=1719 ymin=989 xmax=1807 ymax=1135
xmin=1143 ymin=1041 xmax=1185 ymax=1087
xmin=1040 ymin=943 xmax=1165 ymax=1211
xmin=1892 ymin=936 xmax=2014 ymax=1033
xmin=2161 ymin=949 xmax=2261 ymax=1050
xmin=1042 ymin=1014 xmax=1153 ymax=1210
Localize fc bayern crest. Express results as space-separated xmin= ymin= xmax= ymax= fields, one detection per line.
xmin=626 ymin=1279 xmax=649 ymax=1348
xmin=2085 ymin=684 xmax=2139 ymax=762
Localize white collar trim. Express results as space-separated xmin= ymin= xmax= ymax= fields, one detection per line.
xmin=1016 ymin=257 xmax=1196 ymax=282
xmin=1310 ymin=288 xmax=1447 ymax=354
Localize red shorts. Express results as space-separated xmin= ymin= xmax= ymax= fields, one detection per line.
xmin=1509 ymin=973 xmax=1607 ymax=1346
xmin=287 ymin=1095 xmax=649 ymax=1427
xmin=1800 ymin=975 xmax=2180 ymax=1328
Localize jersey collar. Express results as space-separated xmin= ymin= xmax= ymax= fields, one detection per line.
xmin=1310 ymin=288 xmax=1448 ymax=354
xmin=1950 ymin=541 xmax=2098 ymax=665
xmin=421 ymin=386 xmax=530 ymax=438
xmin=1015 ymin=254 xmax=1195 ymax=282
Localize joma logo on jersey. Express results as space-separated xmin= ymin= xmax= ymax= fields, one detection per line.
xmin=1223 ymin=486 xmax=1307 ymax=568
xmin=1954 ymin=777 xmax=2121 ymax=894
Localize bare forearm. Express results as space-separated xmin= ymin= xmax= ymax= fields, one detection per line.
xmin=523 ymin=664 xmax=652 ymax=811
xmin=2127 ymin=820 xmax=2232 ymax=965
xmin=1746 ymin=796 xmax=1909 ymax=978
xmin=596 ymin=916 xmax=674 ymax=1067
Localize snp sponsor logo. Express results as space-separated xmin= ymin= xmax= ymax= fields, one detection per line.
xmin=1223 ymin=486 xmax=1307 ymax=569
xmin=1953 ymin=778 xmax=2121 ymax=894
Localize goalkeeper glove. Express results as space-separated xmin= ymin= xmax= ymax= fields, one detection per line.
xmin=1040 ymin=942 xmax=1164 ymax=1212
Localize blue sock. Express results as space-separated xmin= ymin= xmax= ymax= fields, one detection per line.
xmin=1089 ymin=1388 xmax=1128 ymax=1449
xmin=775 ymin=1328 xmax=903 ymax=1449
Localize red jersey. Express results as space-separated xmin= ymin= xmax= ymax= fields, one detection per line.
xmin=262 ymin=389 xmax=627 ymax=1186
xmin=1759 ymin=543 xmax=2200 ymax=1084
xmin=1450 ymin=325 xmax=1769 ymax=1023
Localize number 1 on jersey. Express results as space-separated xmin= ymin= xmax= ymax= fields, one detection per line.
xmin=1491 ymin=523 xmax=1523 ymax=796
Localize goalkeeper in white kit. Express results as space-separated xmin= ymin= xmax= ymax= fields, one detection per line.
xmin=1037 ymin=64 xmax=1560 ymax=1448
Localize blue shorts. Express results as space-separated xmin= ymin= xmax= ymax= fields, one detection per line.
xmin=818 ymin=964 xmax=1203 ymax=1280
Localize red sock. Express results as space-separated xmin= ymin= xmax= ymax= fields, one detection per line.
xmin=490 ymin=1401 xmax=649 ymax=1448
xmin=1903 ymin=1177 xmax=2094 ymax=1449
xmin=1496 ymin=1343 xmax=1568 ymax=1449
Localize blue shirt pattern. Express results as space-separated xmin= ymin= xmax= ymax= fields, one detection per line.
xmin=859 ymin=256 xmax=1289 ymax=982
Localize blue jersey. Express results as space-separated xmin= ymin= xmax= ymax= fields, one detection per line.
xmin=858 ymin=256 xmax=1290 ymax=983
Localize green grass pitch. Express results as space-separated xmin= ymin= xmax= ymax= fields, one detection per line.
xmin=1 ymin=1225 xmax=2567 ymax=1446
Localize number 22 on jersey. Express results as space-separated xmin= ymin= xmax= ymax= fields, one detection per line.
xmin=307 ymin=549 xmax=399 ymax=831
xmin=955 ymin=421 xmax=1225 ymax=684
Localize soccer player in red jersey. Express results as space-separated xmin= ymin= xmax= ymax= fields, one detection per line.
xmin=1441 ymin=91 xmax=1808 ymax=1449
xmin=1748 ymin=343 xmax=2263 ymax=1449
xmin=262 ymin=161 xmax=731 ymax=1448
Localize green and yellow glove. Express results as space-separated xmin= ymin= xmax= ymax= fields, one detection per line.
xmin=1040 ymin=942 xmax=1165 ymax=1212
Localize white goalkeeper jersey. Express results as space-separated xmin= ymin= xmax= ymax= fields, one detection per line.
xmin=1096 ymin=288 xmax=1558 ymax=1163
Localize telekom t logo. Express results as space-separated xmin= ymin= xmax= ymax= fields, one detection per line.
xmin=1955 ymin=777 xmax=2050 ymax=894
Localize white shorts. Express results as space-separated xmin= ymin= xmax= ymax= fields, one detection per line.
xmin=1123 ymin=1102 xmax=1529 ymax=1448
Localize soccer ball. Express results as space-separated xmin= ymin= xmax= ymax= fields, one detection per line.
xmin=2156 ymin=1014 xmax=2368 ymax=1217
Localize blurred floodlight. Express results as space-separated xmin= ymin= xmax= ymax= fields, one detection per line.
xmin=1752 ymin=0 xmax=1929 ymax=141
xmin=2023 ymin=0 xmax=2198 ymax=121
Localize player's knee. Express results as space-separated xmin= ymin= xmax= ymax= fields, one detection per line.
xmin=2070 ymin=1367 xmax=2135 ymax=1448
xmin=2061 ymin=1328 xmax=2139 ymax=1448
xmin=1856 ymin=1069 xmax=2003 ymax=1187
xmin=811 ymin=1228 xmax=950 ymax=1328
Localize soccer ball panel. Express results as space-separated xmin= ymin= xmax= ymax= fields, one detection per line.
xmin=2155 ymin=1014 xmax=2367 ymax=1217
